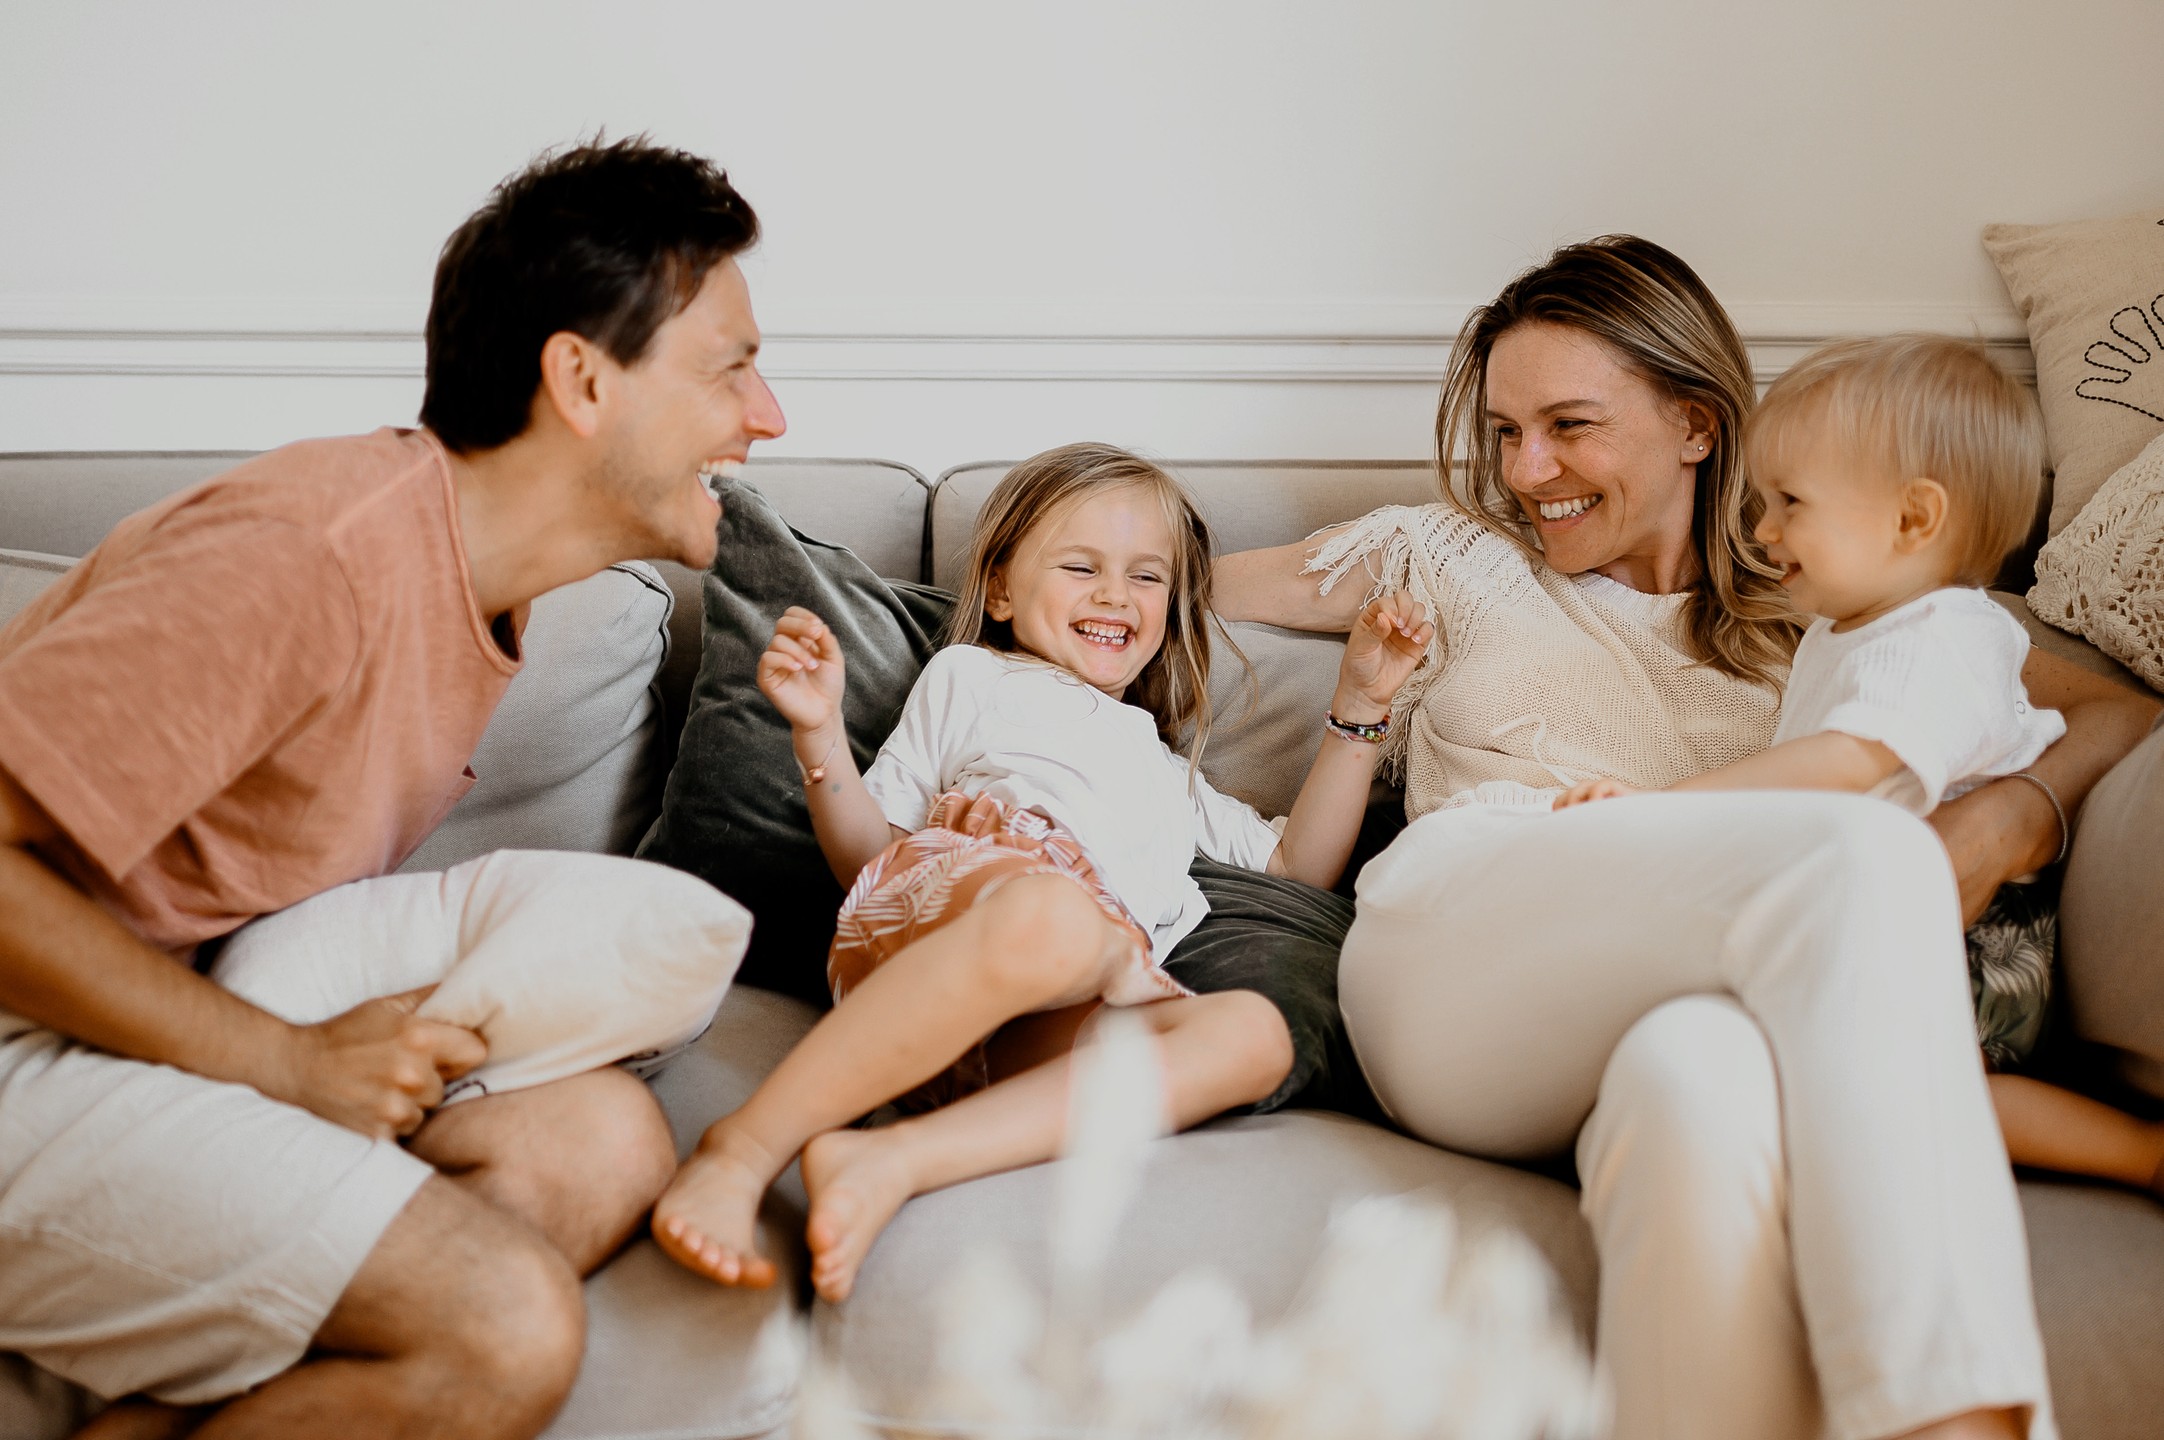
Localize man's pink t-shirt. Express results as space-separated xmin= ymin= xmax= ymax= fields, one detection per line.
xmin=0 ymin=428 xmax=520 ymax=953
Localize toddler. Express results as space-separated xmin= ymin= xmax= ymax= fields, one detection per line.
xmin=655 ymin=442 xmax=1430 ymax=1299
xmin=1558 ymin=333 xmax=2164 ymax=1199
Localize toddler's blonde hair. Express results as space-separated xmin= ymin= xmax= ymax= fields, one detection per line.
xmin=1746 ymin=334 xmax=2046 ymax=587
xmin=947 ymin=443 xmax=1218 ymax=761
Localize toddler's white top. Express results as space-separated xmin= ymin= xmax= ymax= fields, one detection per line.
xmin=1774 ymin=587 xmax=2065 ymax=815
xmin=863 ymin=644 xmax=1285 ymax=960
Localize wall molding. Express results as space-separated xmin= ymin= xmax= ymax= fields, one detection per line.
xmin=0 ymin=296 xmax=2035 ymax=387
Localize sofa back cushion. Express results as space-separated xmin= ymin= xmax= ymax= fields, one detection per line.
xmin=636 ymin=474 xmax=953 ymax=1006
xmin=0 ymin=549 xmax=70 ymax=632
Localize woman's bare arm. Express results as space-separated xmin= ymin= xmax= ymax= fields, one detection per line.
xmin=1211 ymin=527 xmax=1371 ymax=632
xmin=1929 ymin=647 xmax=2161 ymax=923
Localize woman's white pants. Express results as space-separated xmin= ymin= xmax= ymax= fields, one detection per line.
xmin=1340 ymin=792 xmax=2053 ymax=1440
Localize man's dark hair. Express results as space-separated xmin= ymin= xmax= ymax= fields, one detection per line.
xmin=420 ymin=137 xmax=759 ymax=453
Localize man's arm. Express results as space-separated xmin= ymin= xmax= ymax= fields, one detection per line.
xmin=1930 ymin=648 xmax=2162 ymax=924
xmin=0 ymin=768 xmax=485 ymax=1139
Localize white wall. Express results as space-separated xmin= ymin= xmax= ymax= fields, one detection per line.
xmin=4 ymin=1 xmax=2161 ymax=477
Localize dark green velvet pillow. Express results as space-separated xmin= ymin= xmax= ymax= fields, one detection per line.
xmin=637 ymin=475 xmax=953 ymax=1007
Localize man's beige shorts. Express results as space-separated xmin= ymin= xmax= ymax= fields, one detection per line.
xmin=0 ymin=1015 xmax=433 ymax=1403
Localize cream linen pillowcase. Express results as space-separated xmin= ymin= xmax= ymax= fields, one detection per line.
xmin=1984 ymin=208 xmax=2164 ymax=534
xmin=210 ymin=850 xmax=751 ymax=1104
xmin=2028 ymin=430 xmax=2164 ymax=693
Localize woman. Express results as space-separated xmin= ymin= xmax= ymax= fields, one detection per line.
xmin=1214 ymin=237 xmax=2158 ymax=1440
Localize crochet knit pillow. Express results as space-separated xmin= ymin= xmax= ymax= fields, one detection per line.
xmin=2027 ymin=429 xmax=2164 ymax=692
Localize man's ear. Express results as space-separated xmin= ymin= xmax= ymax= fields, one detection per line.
xmin=985 ymin=567 xmax=1013 ymax=622
xmin=536 ymin=331 xmax=609 ymax=440
xmin=1895 ymin=477 xmax=1951 ymax=551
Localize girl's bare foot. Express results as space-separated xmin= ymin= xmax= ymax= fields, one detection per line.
xmin=801 ymin=1128 xmax=918 ymax=1303
xmin=651 ymin=1124 xmax=781 ymax=1288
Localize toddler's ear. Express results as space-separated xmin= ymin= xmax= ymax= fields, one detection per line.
xmin=1895 ymin=477 xmax=1951 ymax=552
xmin=985 ymin=567 xmax=1014 ymax=622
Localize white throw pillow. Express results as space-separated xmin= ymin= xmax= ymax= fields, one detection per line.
xmin=2028 ymin=430 xmax=2164 ymax=694
xmin=211 ymin=850 xmax=751 ymax=1105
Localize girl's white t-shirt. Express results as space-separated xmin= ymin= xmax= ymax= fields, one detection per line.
xmin=1773 ymin=588 xmax=2066 ymax=815
xmin=861 ymin=644 xmax=1286 ymax=960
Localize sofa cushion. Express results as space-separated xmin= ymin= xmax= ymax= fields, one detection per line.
xmin=401 ymin=562 xmax=676 ymax=873
xmin=545 ymin=983 xmax=822 ymax=1440
xmin=637 ymin=475 xmax=954 ymax=1007
xmin=2021 ymin=1174 xmax=2164 ymax=1440
xmin=815 ymin=1108 xmax=1599 ymax=1430
xmin=2059 ymin=721 xmax=2164 ymax=1100
xmin=1983 ymin=209 xmax=2164 ymax=535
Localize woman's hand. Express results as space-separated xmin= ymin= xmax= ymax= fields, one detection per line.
xmin=1553 ymin=778 xmax=1639 ymax=810
xmin=1333 ymin=591 xmax=1433 ymax=722
xmin=757 ymin=607 xmax=846 ymax=736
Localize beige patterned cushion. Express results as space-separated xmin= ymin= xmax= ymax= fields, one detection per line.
xmin=1984 ymin=208 xmax=2164 ymax=534
xmin=2028 ymin=431 xmax=2164 ymax=691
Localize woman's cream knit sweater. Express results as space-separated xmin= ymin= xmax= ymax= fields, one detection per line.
xmin=1307 ymin=504 xmax=1784 ymax=817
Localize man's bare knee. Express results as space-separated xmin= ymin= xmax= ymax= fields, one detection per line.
xmin=408 ymin=1068 xmax=676 ymax=1272
xmin=320 ymin=1178 xmax=585 ymax=1433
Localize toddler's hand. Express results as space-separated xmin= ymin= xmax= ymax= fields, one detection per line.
xmin=1552 ymin=778 xmax=1639 ymax=810
xmin=758 ymin=607 xmax=847 ymax=735
xmin=1336 ymin=591 xmax=1433 ymax=717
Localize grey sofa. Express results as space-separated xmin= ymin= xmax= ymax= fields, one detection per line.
xmin=2 ymin=450 xmax=2161 ymax=1439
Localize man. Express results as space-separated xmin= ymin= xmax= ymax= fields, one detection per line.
xmin=0 ymin=138 xmax=785 ymax=1438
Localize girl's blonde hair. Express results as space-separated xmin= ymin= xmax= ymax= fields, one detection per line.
xmin=947 ymin=442 xmax=1218 ymax=760
xmin=1434 ymin=235 xmax=1800 ymax=688
xmin=1746 ymin=334 xmax=2046 ymax=587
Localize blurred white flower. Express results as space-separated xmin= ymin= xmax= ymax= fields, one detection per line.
xmin=1051 ymin=1010 xmax=1166 ymax=1298
xmin=791 ymin=1340 xmax=877 ymax=1440
xmin=821 ymin=1007 xmax=1605 ymax=1440
xmin=925 ymin=1247 xmax=1054 ymax=1430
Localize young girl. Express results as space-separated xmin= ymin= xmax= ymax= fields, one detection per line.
xmin=654 ymin=442 xmax=1431 ymax=1300
xmin=1558 ymin=333 xmax=2164 ymax=1199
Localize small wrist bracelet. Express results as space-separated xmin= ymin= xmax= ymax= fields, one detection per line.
xmin=797 ymin=734 xmax=841 ymax=787
xmin=2006 ymin=771 xmax=2070 ymax=867
xmin=1325 ymin=710 xmax=1390 ymax=745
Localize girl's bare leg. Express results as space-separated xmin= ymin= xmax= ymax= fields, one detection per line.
xmin=654 ymin=875 xmax=1125 ymax=1286
xmin=799 ymin=988 xmax=1293 ymax=1301
xmin=1991 ymin=1073 xmax=2164 ymax=1192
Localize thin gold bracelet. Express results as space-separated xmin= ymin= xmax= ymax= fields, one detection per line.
xmin=797 ymin=734 xmax=841 ymax=787
xmin=2006 ymin=771 xmax=2070 ymax=867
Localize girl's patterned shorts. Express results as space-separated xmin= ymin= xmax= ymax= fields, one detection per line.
xmin=828 ymin=791 xmax=1186 ymax=1111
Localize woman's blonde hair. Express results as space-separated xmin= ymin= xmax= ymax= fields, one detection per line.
xmin=946 ymin=442 xmax=1218 ymax=760
xmin=1746 ymin=334 xmax=2046 ymax=587
xmin=1434 ymin=235 xmax=1800 ymax=688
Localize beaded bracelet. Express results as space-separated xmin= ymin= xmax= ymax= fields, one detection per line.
xmin=1325 ymin=711 xmax=1390 ymax=744
xmin=2006 ymin=771 xmax=2071 ymax=867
